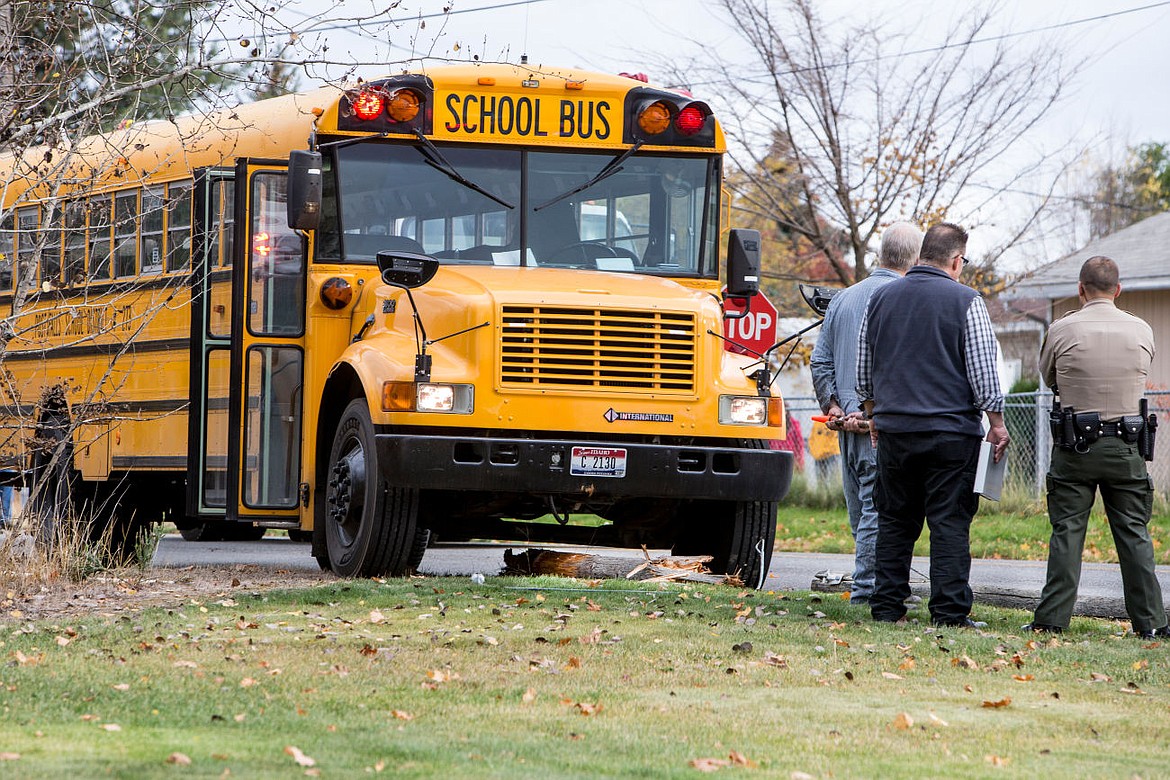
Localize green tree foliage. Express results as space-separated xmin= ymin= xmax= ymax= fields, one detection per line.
xmin=0 ymin=0 xmax=300 ymax=146
xmin=1087 ymin=142 xmax=1170 ymax=238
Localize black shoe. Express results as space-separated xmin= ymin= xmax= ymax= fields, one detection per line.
xmin=933 ymin=617 xmax=987 ymax=629
xmin=1021 ymin=622 xmax=1063 ymax=634
xmin=1136 ymin=625 xmax=1170 ymax=640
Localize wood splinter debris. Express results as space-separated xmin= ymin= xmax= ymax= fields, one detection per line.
xmin=502 ymin=547 xmax=744 ymax=587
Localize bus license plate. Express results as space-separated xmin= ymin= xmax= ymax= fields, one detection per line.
xmin=570 ymin=446 xmax=627 ymax=478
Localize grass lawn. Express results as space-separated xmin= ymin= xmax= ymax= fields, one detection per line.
xmin=777 ymin=504 xmax=1170 ymax=565
xmin=1 ymin=576 xmax=1168 ymax=778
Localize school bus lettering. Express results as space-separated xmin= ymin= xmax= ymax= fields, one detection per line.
xmin=558 ymin=99 xmax=610 ymax=140
xmin=443 ymin=93 xmax=551 ymax=137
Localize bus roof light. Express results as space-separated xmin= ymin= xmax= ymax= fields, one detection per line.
xmin=386 ymin=89 xmax=421 ymax=123
xmin=637 ymin=101 xmax=671 ymax=135
xmin=676 ymin=104 xmax=706 ymax=136
xmin=351 ymin=90 xmax=385 ymax=121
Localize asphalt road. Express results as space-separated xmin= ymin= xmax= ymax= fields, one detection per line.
xmin=151 ymin=534 xmax=1170 ymax=622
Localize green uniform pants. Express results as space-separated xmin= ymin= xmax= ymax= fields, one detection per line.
xmin=1034 ymin=437 xmax=1167 ymax=632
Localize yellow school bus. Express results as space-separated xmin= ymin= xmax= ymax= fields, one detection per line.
xmin=0 ymin=64 xmax=793 ymax=585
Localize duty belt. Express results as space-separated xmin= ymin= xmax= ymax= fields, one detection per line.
xmin=1050 ymin=394 xmax=1157 ymax=460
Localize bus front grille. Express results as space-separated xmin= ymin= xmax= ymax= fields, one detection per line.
xmin=500 ymin=305 xmax=697 ymax=393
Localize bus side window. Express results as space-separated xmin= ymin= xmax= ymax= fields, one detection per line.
xmin=141 ymin=187 xmax=164 ymax=276
xmin=64 ymin=200 xmax=86 ymax=287
xmin=88 ymin=197 xmax=112 ymax=281
xmin=166 ymin=181 xmax=192 ymax=273
xmin=15 ymin=205 xmax=38 ymax=294
xmin=249 ymin=172 xmax=303 ymax=336
xmin=41 ymin=204 xmax=62 ymax=290
xmin=113 ymin=190 xmax=138 ymax=279
xmin=213 ymin=179 xmax=234 ymax=269
xmin=0 ymin=214 xmax=13 ymax=292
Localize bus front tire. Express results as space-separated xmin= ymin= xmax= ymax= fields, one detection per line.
xmin=672 ymin=498 xmax=777 ymax=589
xmin=324 ymin=400 xmax=421 ymax=578
xmin=177 ymin=522 xmax=223 ymax=542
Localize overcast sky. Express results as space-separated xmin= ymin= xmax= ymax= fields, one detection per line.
xmin=265 ymin=0 xmax=1170 ymax=145
xmin=241 ymin=0 xmax=1170 ymax=262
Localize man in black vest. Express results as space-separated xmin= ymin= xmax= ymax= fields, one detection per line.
xmin=856 ymin=222 xmax=1010 ymax=627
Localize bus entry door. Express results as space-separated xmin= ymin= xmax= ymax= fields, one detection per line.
xmin=226 ymin=160 xmax=308 ymax=524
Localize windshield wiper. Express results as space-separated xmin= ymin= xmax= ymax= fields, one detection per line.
xmin=412 ymin=129 xmax=514 ymax=210
xmin=533 ymin=141 xmax=645 ymax=212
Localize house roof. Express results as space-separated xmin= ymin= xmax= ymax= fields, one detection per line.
xmin=1011 ymin=210 xmax=1170 ymax=299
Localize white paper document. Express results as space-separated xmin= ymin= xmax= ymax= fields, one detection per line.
xmin=973 ymin=440 xmax=1007 ymax=501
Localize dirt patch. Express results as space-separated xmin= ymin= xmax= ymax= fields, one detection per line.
xmin=3 ymin=566 xmax=338 ymax=623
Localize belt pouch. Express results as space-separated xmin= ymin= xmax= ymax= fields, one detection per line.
xmin=1121 ymin=415 xmax=1143 ymax=444
xmin=1073 ymin=412 xmax=1101 ymax=445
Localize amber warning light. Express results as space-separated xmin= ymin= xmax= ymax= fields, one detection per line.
xmin=350 ymin=88 xmax=423 ymax=123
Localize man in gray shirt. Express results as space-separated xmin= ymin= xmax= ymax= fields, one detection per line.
xmin=810 ymin=222 xmax=922 ymax=604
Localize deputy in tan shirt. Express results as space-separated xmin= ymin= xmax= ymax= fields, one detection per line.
xmin=1026 ymin=255 xmax=1168 ymax=639
xmin=1039 ymin=292 xmax=1153 ymax=421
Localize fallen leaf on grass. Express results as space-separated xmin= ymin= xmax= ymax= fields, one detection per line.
xmin=101 ymin=723 xmax=121 ymax=732
xmin=1133 ymin=659 xmax=1149 ymax=671
xmin=55 ymin=636 xmax=70 ymax=647
xmin=762 ymin=652 xmax=787 ymax=668
xmin=985 ymin=754 xmax=1010 ymax=767
xmin=575 ymin=701 xmax=603 ymax=716
xmin=881 ymin=672 xmax=902 ymax=680
xmin=240 ymin=677 xmax=258 ymax=688
xmin=369 ymin=609 xmax=386 ymax=624
xmin=13 ymin=651 xmax=43 ymax=667
xmin=689 ymin=757 xmax=730 ymax=772
xmin=566 ymin=656 xmax=582 ymax=669
xmin=522 ymin=687 xmax=537 ymax=705
xmin=891 ymin=712 xmax=914 ymax=730
xmin=1089 ymin=672 xmax=1113 ymax=683
xmin=173 ymin=660 xmax=198 ymax=669
xmin=928 ymin=711 xmax=949 ymax=727
xmin=728 ymin=751 xmax=756 ymax=768
xmin=579 ymin=628 xmax=603 ymax=645
xmin=391 ymin=710 xmax=414 ymax=721
xmin=0 ymin=753 xmax=20 ymax=761
xmin=284 ymin=745 xmax=316 ymax=767
xmin=1012 ymin=675 xmax=1034 ymax=682
xmin=112 ymin=684 xmax=130 ymax=692
xmin=425 ymin=669 xmax=459 ymax=684
xmin=166 ymin=753 xmax=192 ymax=766
xmin=898 ymin=657 xmax=916 ymax=671
xmin=1119 ymin=683 xmax=1145 ymax=695
xmin=952 ymin=655 xmax=979 ymax=670
xmin=981 ymin=697 xmax=1011 ymax=709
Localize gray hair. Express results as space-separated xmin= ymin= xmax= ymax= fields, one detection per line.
xmin=879 ymin=221 xmax=923 ymax=271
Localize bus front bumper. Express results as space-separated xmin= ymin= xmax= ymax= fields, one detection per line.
xmin=373 ymin=434 xmax=793 ymax=502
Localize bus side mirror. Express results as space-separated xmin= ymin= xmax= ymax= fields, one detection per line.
xmin=726 ymin=228 xmax=761 ymax=297
xmin=376 ymin=250 xmax=440 ymax=289
xmin=287 ymin=150 xmax=323 ymax=231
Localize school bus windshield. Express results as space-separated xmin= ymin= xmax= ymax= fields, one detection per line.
xmin=319 ymin=142 xmax=719 ymax=276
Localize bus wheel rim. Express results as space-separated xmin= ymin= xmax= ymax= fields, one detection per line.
xmin=328 ymin=438 xmax=367 ymax=545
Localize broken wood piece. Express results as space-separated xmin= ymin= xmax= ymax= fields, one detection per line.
xmin=502 ymin=548 xmax=743 ymax=586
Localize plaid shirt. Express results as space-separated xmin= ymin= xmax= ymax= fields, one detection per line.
xmin=857 ymin=286 xmax=1004 ymax=414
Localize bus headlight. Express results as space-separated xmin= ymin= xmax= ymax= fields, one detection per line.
xmin=383 ymin=382 xmax=474 ymax=414
xmin=719 ymin=396 xmax=783 ymax=426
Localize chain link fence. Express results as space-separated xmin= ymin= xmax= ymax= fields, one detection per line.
xmin=780 ymin=391 xmax=1170 ymax=498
